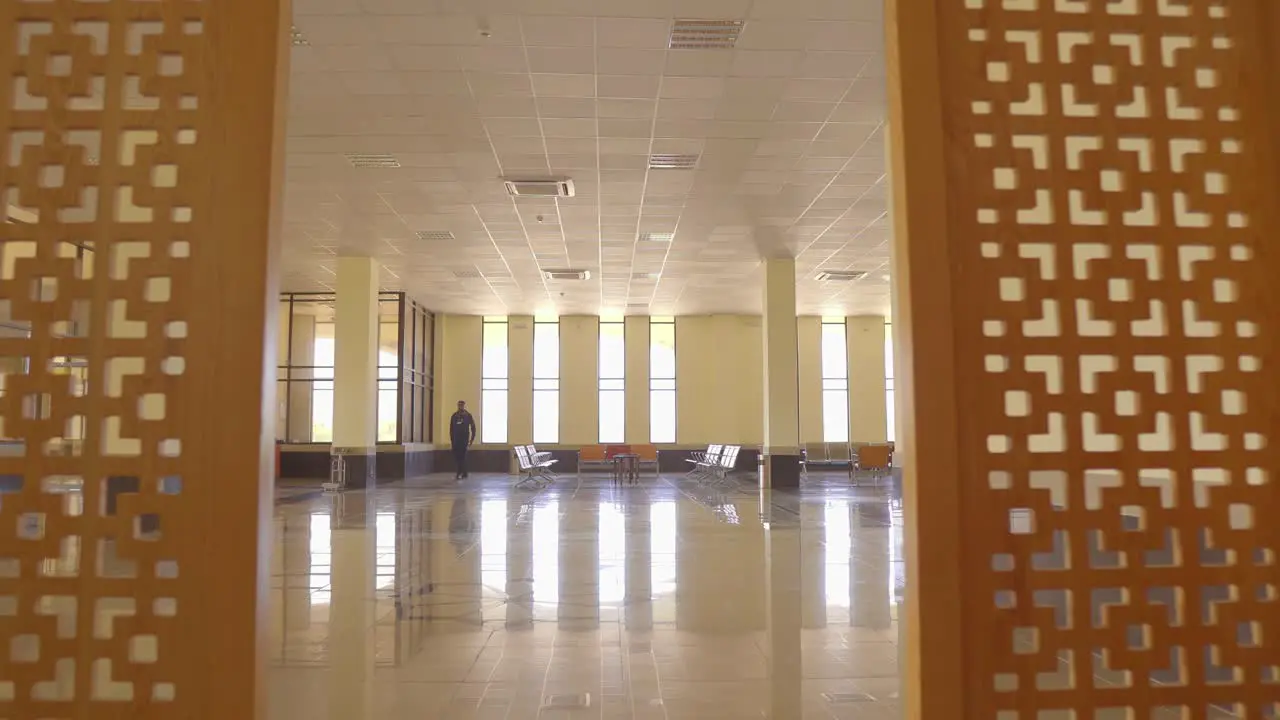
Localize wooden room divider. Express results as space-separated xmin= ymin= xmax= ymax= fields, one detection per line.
xmin=890 ymin=0 xmax=1280 ymax=718
xmin=0 ymin=1 xmax=287 ymax=717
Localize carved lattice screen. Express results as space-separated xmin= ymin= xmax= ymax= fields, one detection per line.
xmin=0 ymin=1 xmax=283 ymax=717
xmin=894 ymin=0 xmax=1279 ymax=717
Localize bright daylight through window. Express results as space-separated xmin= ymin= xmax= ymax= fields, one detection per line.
xmin=885 ymin=323 xmax=895 ymax=443
xmin=649 ymin=317 xmax=676 ymax=443
xmin=598 ymin=319 xmax=625 ymax=443
xmin=533 ymin=319 xmax=559 ymax=443
xmin=481 ymin=317 xmax=508 ymax=444
xmin=821 ymin=318 xmax=850 ymax=443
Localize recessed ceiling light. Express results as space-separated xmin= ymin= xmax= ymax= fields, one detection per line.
xmin=669 ymin=19 xmax=744 ymax=50
xmin=544 ymin=269 xmax=591 ymax=280
xmin=415 ymin=230 xmax=454 ymax=241
xmin=639 ymin=232 xmax=674 ymax=242
xmin=345 ymin=153 xmax=400 ymax=169
xmin=816 ymin=270 xmax=868 ymax=282
xmin=648 ymin=154 xmax=698 ymax=170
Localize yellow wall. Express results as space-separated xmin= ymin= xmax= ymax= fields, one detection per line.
xmin=559 ymin=315 xmax=598 ymax=444
xmin=435 ymin=314 xmax=481 ymax=445
xmin=432 ymin=313 xmax=886 ymax=447
xmin=676 ymin=315 xmax=764 ymax=445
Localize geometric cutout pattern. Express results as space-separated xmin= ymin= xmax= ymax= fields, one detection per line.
xmin=0 ymin=1 xmax=206 ymax=714
xmin=940 ymin=0 xmax=1280 ymax=716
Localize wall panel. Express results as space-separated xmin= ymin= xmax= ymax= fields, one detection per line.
xmin=436 ymin=315 xmax=481 ymax=442
xmin=889 ymin=0 xmax=1280 ymax=716
xmin=0 ymin=0 xmax=289 ymax=715
xmin=559 ymin=316 xmax=598 ymax=445
xmin=507 ymin=316 xmax=533 ymax=446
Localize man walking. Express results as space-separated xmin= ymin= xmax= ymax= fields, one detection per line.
xmin=449 ymin=400 xmax=477 ymax=479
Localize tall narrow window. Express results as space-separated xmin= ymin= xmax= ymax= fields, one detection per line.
xmin=821 ymin=318 xmax=850 ymax=442
xmin=311 ymin=322 xmax=335 ymax=442
xmin=481 ymin=317 xmax=508 ymax=444
xmin=649 ymin=317 xmax=676 ymax=443
xmin=533 ymin=319 xmax=560 ymax=443
xmin=885 ymin=322 xmax=895 ymax=443
xmin=598 ymin=319 xmax=626 ymax=443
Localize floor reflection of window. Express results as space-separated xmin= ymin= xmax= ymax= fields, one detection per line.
xmin=481 ymin=500 xmax=507 ymax=622
xmin=890 ymin=502 xmax=904 ymax=606
xmin=532 ymin=501 xmax=559 ymax=607
xmin=309 ymin=513 xmax=331 ymax=613
xmin=599 ymin=503 xmax=625 ymax=605
xmin=825 ymin=502 xmax=852 ymax=609
xmin=376 ymin=513 xmax=396 ymax=592
xmin=650 ymin=501 xmax=676 ymax=621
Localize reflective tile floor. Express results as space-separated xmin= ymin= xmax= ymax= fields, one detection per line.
xmin=267 ymin=471 xmax=904 ymax=720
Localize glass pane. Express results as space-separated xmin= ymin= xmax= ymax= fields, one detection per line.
xmin=885 ymin=324 xmax=894 ymax=381
xmin=312 ymin=388 xmax=334 ymax=443
xmin=821 ymin=322 xmax=848 ymax=380
xmin=482 ymin=389 xmax=507 ymax=443
xmin=599 ymin=322 xmax=625 ymax=380
xmin=533 ymin=390 xmax=559 ymax=444
xmin=649 ymin=322 xmax=675 ymax=379
xmin=886 ymin=389 xmax=896 ymax=443
xmin=377 ymin=388 xmax=397 ymax=442
xmin=650 ymin=378 xmax=675 ymax=391
xmin=533 ymin=378 xmax=559 ymax=391
xmin=482 ymin=378 xmax=508 ymax=391
xmin=822 ymin=389 xmax=849 ymax=443
xmin=482 ymin=321 xmax=508 ymax=379
xmin=599 ymin=390 xmax=625 ymax=443
xmin=379 ymin=320 xmax=399 ymax=369
xmin=599 ymin=378 xmax=625 ymax=392
xmin=649 ymin=390 xmax=676 ymax=443
xmin=534 ymin=322 xmax=559 ymax=379
xmin=822 ymin=379 xmax=848 ymax=391
xmin=313 ymin=323 xmax=335 ymax=380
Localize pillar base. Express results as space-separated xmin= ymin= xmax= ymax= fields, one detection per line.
xmin=333 ymin=448 xmax=377 ymax=489
xmin=761 ymin=451 xmax=801 ymax=489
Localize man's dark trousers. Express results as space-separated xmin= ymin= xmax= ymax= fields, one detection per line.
xmin=452 ymin=439 xmax=468 ymax=477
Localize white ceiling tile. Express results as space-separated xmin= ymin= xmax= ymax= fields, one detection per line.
xmin=537 ymin=97 xmax=598 ymax=118
xmin=659 ymin=76 xmax=725 ymax=100
xmin=596 ymin=48 xmax=667 ymax=76
xmin=783 ymin=78 xmax=848 ymax=101
xmin=457 ymin=46 xmax=529 ymax=73
xmin=468 ymin=72 xmax=535 ymax=97
xmin=662 ymin=50 xmax=735 ymax=77
xmin=595 ymin=18 xmax=671 ymax=48
xmin=526 ymin=47 xmax=597 ymax=74
xmin=596 ymin=74 xmax=661 ymax=98
xmin=520 ymin=15 xmax=597 ymax=46
xmin=730 ymin=50 xmax=804 ymax=78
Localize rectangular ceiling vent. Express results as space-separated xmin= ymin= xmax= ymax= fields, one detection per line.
xmin=452 ymin=269 xmax=482 ymax=279
xmin=649 ymin=154 xmax=698 ymax=170
xmin=639 ymin=232 xmax=674 ymax=242
xmin=669 ymin=19 xmax=744 ymax=50
xmin=415 ymin=230 xmax=454 ymax=241
xmin=816 ymin=270 xmax=868 ymax=282
xmin=346 ymin=153 xmax=400 ymax=169
xmin=543 ymin=269 xmax=590 ymax=281
xmin=504 ymin=178 xmax=575 ymax=198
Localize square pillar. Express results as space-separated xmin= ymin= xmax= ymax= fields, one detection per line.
xmin=333 ymin=257 xmax=379 ymax=488
xmin=761 ymin=258 xmax=800 ymax=488
xmin=846 ymin=316 xmax=888 ymax=443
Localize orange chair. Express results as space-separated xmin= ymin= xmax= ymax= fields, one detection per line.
xmin=634 ymin=444 xmax=659 ymax=476
xmin=577 ymin=444 xmax=609 ymax=475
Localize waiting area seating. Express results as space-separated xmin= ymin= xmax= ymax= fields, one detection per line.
xmin=686 ymin=444 xmax=741 ymax=485
xmin=577 ymin=444 xmax=659 ymax=477
xmin=801 ymin=442 xmax=895 ymax=486
xmin=513 ymin=445 xmax=557 ymax=488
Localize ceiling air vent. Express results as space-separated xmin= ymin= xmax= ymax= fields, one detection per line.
xmin=639 ymin=232 xmax=674 ymax=242
xmin=504 ymin=178 xmax=575 ymax=198
xmin=669 ymin=20 xmax=744 ymax=50
xmin=452 ymin=269 xmax=482 ymax=279
xmin=649 ymin=154 xmax=698 ymax=170
xmin=816 ymin=270 xmax=868 ymax=282
xmin=415 ymin=230 xmax=454 ymax=241
xmin=543 ymin=269 xmax=590 ymax=281
xmin=346 ymin=153 xmax=400 ymax=169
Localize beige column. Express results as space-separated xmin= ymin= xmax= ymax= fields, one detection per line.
xmin=796 ymin=317 xmax=823 ymax=444
xmin=846 ymin=316 xmax=888 ymax=444
xmin=507 ymin=315 xmax=533 ymax=469
xmin=327 ymin=494 xmax=377 ymax=720
xmin=764 ymin=507 xmax=803 ymax=717
xmin=333 ymin=257 xmax=379 ymax=487
xmin=761 ymin=259 xmax=801 ymax=488
xmin=624 ymin=315 xmax=650 ymax=444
